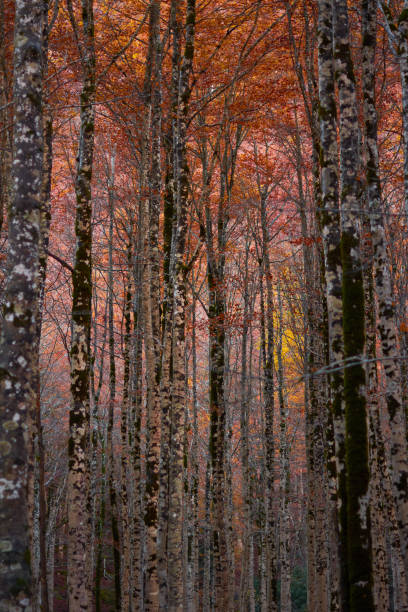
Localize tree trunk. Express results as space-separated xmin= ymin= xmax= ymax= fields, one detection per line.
xmin=333 ymin=0 xmax=374 ymax=606
xmin=0 ymin=0 xmax=43 ymax=608
xmin=67 ymin=1 xmax=95 ymax=608
xmin=166 ymin=3 xmax=196 ymax=608
xmin=120 ymin=248 xmax=132 ymax=610
xmin=141 ymin=3 xmax=162 ymax=608
xmin=259 ymin=189 xmax=278 ymax=612
xmin=130 ymin=227 xmax=144 ymax=610
xmin=277 ymin=287 xmax=291 ymax=612
xmin=317 ymin=1 xmax=348 ymax=607
xmin=364 ymin=0 xmax=408 ymax=586
xmin=362 ymin=221 xmax=390 ymax=611
xmin=106 ymin=151 xmax=121 ymax=611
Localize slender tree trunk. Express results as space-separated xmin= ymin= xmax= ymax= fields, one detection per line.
xmin=190 ymin=295 xmax=200 ymax=612
xmin=203 ymin=461 xmax=212 ymax=612
xmin=131 ymin=227 xmax=144 ymax=610
xmin=107 ymin=152 xmax=121 ymax=611
xmin=141 ymin=4 xmax=162 ymax=608
xmin=239 ymin=242 xmax=251 ymax=612
xmin=166 ymin=3 xmax=196 ymax=608
xmin=277 ymin=287 xmax=291 ymax=612
xmin=259 ymin=190 xmax=278 ymax=612
xmin=362 ymin=222 xmax=390 ymax=611
xmin=121 ymin=249 xmax=132 ymax=610
xmin=95 ymin=435 xmax=106 ymax=612
xmin=67 ymin=1 xmax=95 ymax=608
xmin=33 ymin=6 xmax=53 ymax=609
xmin=0 ymin=0 xmax=12 ymax=235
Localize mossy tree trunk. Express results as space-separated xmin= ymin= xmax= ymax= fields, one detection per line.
xmin=362 ymin=218 xmax=390 ymax=611
xmin=333 ymin=0 xmax=374 ymax=607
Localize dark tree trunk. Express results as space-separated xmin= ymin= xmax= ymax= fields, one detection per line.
xmin=0 ymin=0 xmax=44 ymax=608
xmin=67 ymin=0 xmax=96 ymax=608
xmin=333 ymin=0 xmax=374 ymax=607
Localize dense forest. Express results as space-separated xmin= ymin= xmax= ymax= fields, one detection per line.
xmin=1 ymin=0 xmax=408 ymax=610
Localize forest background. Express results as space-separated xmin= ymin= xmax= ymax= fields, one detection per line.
xmin=1 ymin=0 xmax=408 ymax=610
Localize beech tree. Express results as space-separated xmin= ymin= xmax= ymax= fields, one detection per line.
xmin=66 ymin=0 xmax=96 ymax=608
xmin=0 ymin=1 xmax=44 ymax=609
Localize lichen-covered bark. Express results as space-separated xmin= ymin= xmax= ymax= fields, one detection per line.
xmin=362 ymin=222 xmax=390 ymax=611
xmin=33 ymin=3 xmax=53 ymax=608
xmin=239 ymin=242 xmax=251 ymax=612
xmin=316 ymin=1 xmax=348 ymax=607
xmin=207 ymin=234 xmax=228 ymax=612
xmin=333 ymin=0 xmax=374 ymax=607
xmin=364 ymin=0 xmax=408 ymax=587
xmin=206 ymin=121 xmax=242 ymax=612
xmin=294 ymin=109 xmax=331 ymax=612
xmin=185 ymin=290 xmax=199 ymax=612
xmin=121 ymin=261 xmax=132 ymax=611
xmin=141 ymin=3 xmax=162 ymax=606
xmin=0 ymin=0 xmax=13 ymax=236
xmin=67 ymin=1 xmax=95 ymax=608
xmin=158 ymin=3 xmax=178 ymax=603
xmin=106 ymin=154 xmax=121 ymax=611
xmin=259 ymin=189 xmax=278 ymax=612
xmin=166 ymin=2 xmax=196 ymax=608
xmin=130 ymin=231 xmax=143 ymax=610
xmin=0 ymin=1 xmax=44 ymax=608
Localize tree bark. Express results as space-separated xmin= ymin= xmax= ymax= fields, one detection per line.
xmin=317 ymin=1 xmax=348 ymax=607
xmin=141 ymin=4 xmax=162 ymax=609
xmin=130 ymin=226 xmax=144 ymax=611
xmin=0 ymin=0 xmax=45 ymax=608
xmin=259 ymin=188 xmax=278 ymax=612
xmin=364 ymin=0 xmax=408 ymax=586
xmin=67 ymin=0 xmax=95 ymax=608
xmin=277 ymin=286 xmax=291 ymax=612
xmin=121 ymin=253 xmax=132 ymax=611
xmin=166 ymin=2 xmax=196 ymax=608
xmin=333 ymin=0 xmax=374 ymax=607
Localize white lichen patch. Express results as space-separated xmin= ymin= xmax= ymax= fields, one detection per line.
xmin=17 ymin=356 xmax=27 ymax=368
xmin=0 ymin=478 xmax=21 ymax=500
